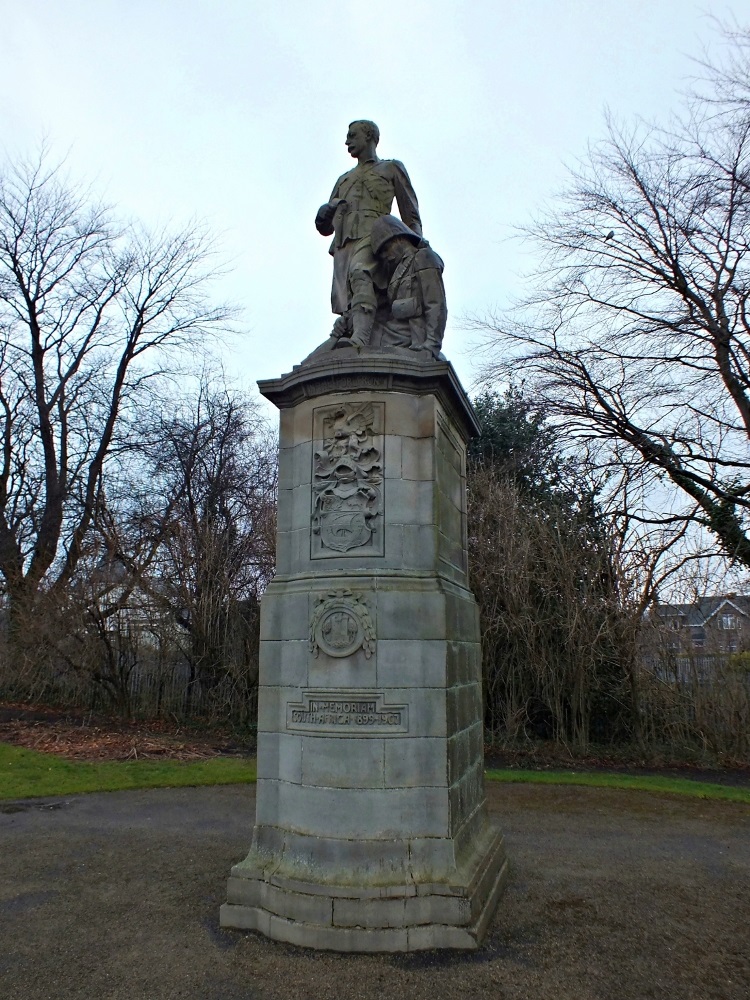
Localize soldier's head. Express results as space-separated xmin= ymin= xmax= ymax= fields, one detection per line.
xmin=371 ymin=215 xmax=421 ymax=268
xmin=346 ymin=120 xmax=380 ymax=159
xmin=378 ymin=235 xmax=417 ymax=268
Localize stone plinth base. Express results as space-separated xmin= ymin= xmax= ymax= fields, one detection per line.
xmin=222 ymin=354 xmax=509 ymax=952
xmin=220 ymin=823 xmax=508 ymax=952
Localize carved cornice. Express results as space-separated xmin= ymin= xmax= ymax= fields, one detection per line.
xmin=257 ymin=354 xmax=480 ymax=442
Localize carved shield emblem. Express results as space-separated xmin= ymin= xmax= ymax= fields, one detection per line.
xmin=320 ymin=610 xmax=360 ymax=653
xmin=318 ymin=497 xmax=373 ymax=552
xmin=309 ymin=590 xmax=376 ymax=658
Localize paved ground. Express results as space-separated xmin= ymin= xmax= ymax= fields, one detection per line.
xmin=1 ymin=782 xmax=749 ymax=1000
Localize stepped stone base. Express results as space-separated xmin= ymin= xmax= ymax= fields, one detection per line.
xmin=222 ymin=355 xmax=509 ymax=952
xmin=220 ymin=823 xmax=508 ymax=952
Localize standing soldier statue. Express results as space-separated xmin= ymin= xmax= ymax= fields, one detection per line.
xmin=315 ymin=120 xmax=422 ymax=348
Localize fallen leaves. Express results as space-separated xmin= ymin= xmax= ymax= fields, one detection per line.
xmin=0 ymin=705 xmax=246 ymax=761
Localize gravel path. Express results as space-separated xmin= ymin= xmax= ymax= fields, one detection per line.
xmin=1 ymin=783 xmax=748 ymax=1000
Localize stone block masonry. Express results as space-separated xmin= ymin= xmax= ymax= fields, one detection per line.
xmin=220 ymin=353 xmax=508 ymax=951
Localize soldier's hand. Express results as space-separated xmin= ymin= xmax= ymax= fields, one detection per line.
xmin=315 ymin=199 xmax=347 ymax=236
xmin=331 ymin=314 xmax=351 ymax=339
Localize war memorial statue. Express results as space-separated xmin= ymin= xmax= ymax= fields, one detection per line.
xmin=220 ymin=121 xmax=508 ymax=951
xmin=315 ymin=120 xmax=422 ymax=346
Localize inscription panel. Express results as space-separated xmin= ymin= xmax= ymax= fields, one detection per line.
xmin=311 ymin=401 xmax=385 ymax=558
xmin=307 ymin=374 xmax=392 ymax=395
xmin=286 ymin=690 xmax=409 ymax=736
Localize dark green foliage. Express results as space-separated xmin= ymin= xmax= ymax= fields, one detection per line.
xmin=469 ymin=388 xmax=562 ymax=498
xmin=467 ymin=389 xmax=636 ymax=747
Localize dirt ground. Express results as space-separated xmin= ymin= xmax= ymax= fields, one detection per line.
xmin=1 ymin=781 xmax=749 ymax=1000
xmin=0 ymin=703 xmax=252 ymax=761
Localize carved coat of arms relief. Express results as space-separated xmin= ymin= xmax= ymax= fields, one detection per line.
xmin=311 ymin=401 xmax=384 ymax=557
xmin=309 ymin=589 xmax=376 ymax=659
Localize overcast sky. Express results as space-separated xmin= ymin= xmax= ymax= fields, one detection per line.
xmin=0 ymin=1 xmax=743 ymax=413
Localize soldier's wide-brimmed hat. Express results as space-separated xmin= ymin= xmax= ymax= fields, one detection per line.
xmin=370 ymin=215 xmax=422 ymax=256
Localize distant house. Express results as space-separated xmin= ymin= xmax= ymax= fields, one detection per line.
xmin=82 ymin=552 xmax=180 ymax=651
xmin=651 ymin=595 xmax=750 ymax=655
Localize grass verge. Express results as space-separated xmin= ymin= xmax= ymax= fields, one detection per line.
xmin=1 ymin=743 xmax=747 ymax=805
xmin=0 ymin=743 xmax=256 ymax=801
xmin=485 ymin=768 xmax=750 ymax=804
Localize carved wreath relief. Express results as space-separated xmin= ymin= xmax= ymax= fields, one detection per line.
xmin=309 ymin=589 xmax=376 ymax=659
xmin=311 ymin=401 xmax=384 ymax=557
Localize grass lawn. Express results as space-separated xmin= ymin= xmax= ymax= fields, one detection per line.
xmin=0 ymin=743 xmax=256 ymax=801
xmin=485 ymin=767 xmax=750 ymax=804
xmin=1 ymin=742 xmax=748 ymax=804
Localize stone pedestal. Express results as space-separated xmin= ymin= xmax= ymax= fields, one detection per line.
xmin=220 ymin=353 xmax=508 ymax=951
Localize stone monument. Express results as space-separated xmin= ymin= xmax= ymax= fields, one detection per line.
xmin=219 ymin=121 xmax=508 ymax=951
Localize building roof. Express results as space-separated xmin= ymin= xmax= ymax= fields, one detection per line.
xmin=653 ymin=595 xmax=750 ymax=628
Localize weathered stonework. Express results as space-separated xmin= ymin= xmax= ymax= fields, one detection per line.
xmin=286 ymin=689 xmax=409 ymax=736
xmin=309 ymin=590 xmax=376 ymax=659
xmin=220 ymin=353 xmax=508 ymax=951
xmin=311 ymin=401 xmax=384 ymax=557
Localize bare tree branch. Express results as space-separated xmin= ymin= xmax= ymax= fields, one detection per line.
xmin=0 ymin=150 xmax=234 ymax=627
xmin=475 ymin=24 xmax=750 ymax=567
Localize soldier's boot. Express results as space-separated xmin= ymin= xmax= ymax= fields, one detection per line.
xmin=423 ymin=336 xmax=441 ymax=359
xmin=349 ymin=305 xmax=375 ymax=348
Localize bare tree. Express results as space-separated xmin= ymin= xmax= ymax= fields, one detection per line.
xmin=0 ymin=372 xmax=277 ymax=719
xmin=475 ymin=24 xmax=750 ymax=567
xmin=468 ymin=458 xmax=634 ymax=747
xmin=0 ymin=150 xmax=231 ymax=636
xmin=144 ymin=376 xmax=277 ymax=698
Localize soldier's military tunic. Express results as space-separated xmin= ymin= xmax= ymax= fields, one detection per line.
xmin=381 ymin=245 xmax=447 ymax=357
xmin=319 ymin=157 xmax=421 ymax=315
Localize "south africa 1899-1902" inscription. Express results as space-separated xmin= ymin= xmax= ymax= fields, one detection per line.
xmin=286 ymin=690 xmax=408 ymax=736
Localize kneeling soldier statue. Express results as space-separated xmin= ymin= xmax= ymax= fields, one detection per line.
xmin=370 ymin=215 xmax=447 ymax=359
